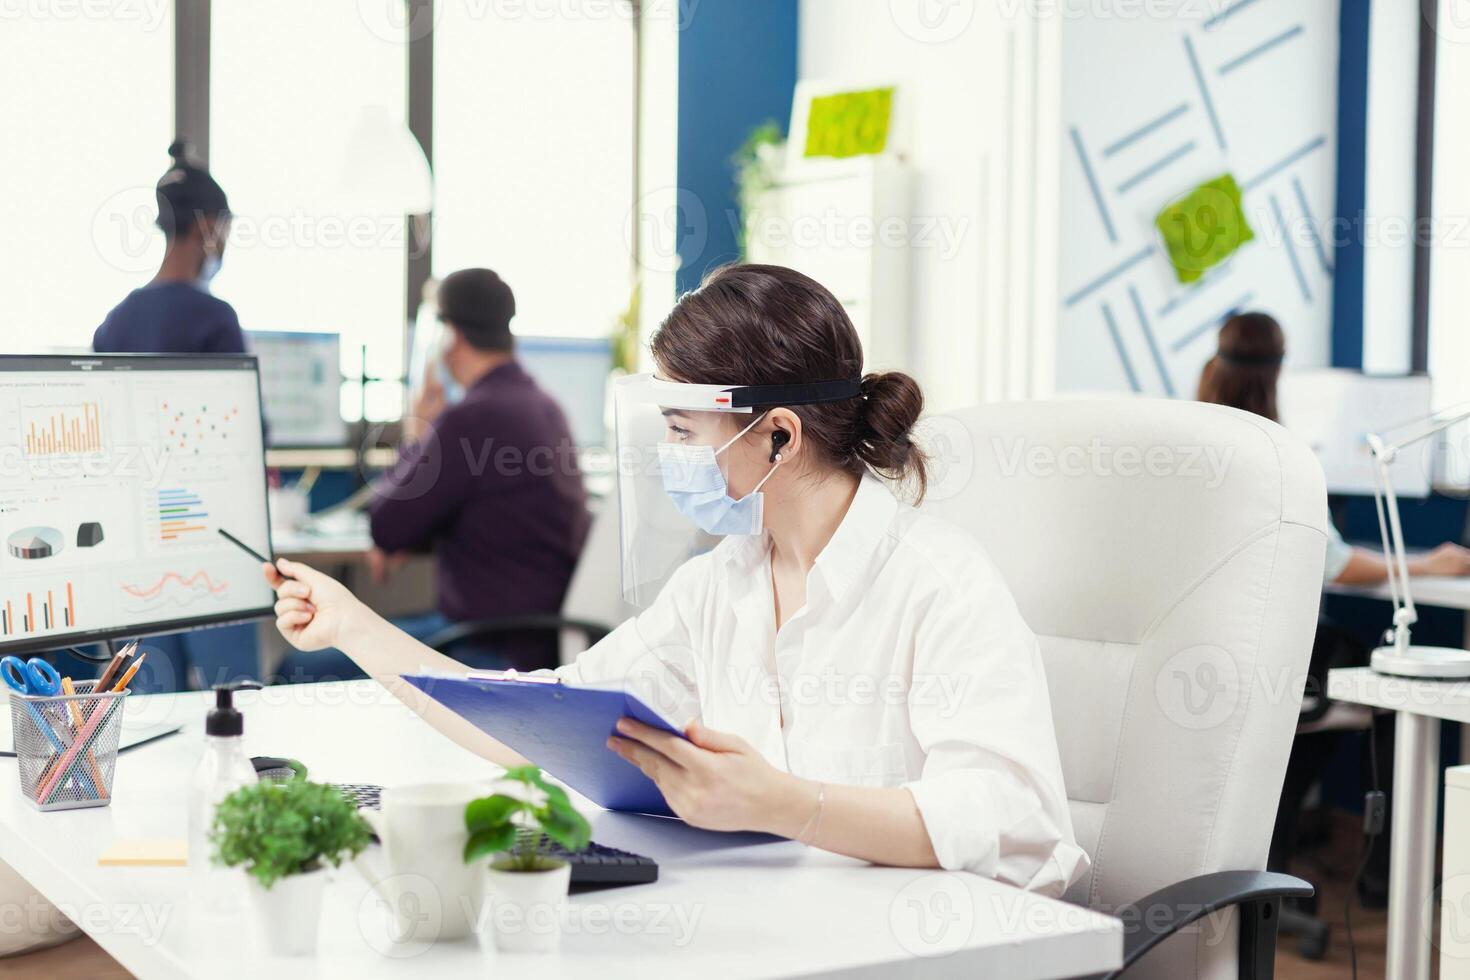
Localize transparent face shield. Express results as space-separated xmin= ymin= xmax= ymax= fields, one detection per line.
xmin=612 ymin=373 xmax=865 ymax=607
xmin=613 ymin=375 xmax=754 ymax=607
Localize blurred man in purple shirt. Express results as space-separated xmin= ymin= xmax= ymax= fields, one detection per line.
xmin=276 ymin=269 xmax=588 ymax=679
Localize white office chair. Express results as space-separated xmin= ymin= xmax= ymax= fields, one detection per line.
xmin=920 ymin=399 xmax=1328 ymax=980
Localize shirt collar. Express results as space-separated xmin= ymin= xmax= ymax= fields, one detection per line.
xmin=715 ymin=473 xmax=898 ymax=602
xmin=811 ymin=474 xmax=898 ymax=602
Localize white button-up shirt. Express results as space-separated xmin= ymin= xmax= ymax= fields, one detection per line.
xmin=557 ymin=474 xmax=1089 ymax=896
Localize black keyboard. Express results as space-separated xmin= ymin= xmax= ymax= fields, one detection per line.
xmin=331 ymin=783 xmax=658 ymax=888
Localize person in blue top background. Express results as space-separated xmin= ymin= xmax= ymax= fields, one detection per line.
xmin=93 ymin=140 xmax=244 ymax=354
xmin=87 ymin=140 xmax=254 ymax=693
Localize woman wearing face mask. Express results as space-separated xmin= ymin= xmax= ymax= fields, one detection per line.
xmin=264 ymin=264 xmax=1088 ymax=895
xmin=93 ymin=141 xmax=243 ymax=354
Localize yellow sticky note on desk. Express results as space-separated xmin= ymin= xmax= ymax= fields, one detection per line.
xmin=97 ymin=839 xmax=188 ymax=868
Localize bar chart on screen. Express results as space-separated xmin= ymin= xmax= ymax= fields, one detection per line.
xmin=151 ymin=488 xmax=209 ymax=543
xmin=0 ymin=581 xmax=78 ymax=635
xmin=21 ymin=400 xmax=105 ymax=457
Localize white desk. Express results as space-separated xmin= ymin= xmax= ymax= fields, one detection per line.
xmin=1324 ymin=573 xmax=1470 ymax=611
xmin=265 ymin=447 xmax=399 ymax=470
xmin=271 ymin=525 xmax=375 ymax=562
xmin=1327 ymin=667 xmax=1470 ymax=980
xmin=0 ymin=683 xmax=1122 ymax=979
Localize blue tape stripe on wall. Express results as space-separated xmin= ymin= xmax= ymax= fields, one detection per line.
xmin=676 ymin=0 xmax=799 ymax=296
xmin=1332 ymin=0 xmax=1370 ymax=369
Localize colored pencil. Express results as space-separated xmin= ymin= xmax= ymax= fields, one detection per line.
xmin=61 ymin=677 xmax=108 ymax=799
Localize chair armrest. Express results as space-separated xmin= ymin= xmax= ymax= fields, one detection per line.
xmin=422 ymin=615 xmax=612 ymax=654
xmin=1087 ymin=870 xmax=1313 ymax=980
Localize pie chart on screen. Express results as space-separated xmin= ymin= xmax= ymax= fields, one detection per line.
xmin=7 ymin=526 xmax=64 ymax=560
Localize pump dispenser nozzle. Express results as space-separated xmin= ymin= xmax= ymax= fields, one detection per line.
xmin=206 ymin=682 xmax=261 ymax=737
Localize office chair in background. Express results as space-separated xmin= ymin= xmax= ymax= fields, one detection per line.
xmin=922 ymin=399 xmax=1326 ymax=980
xmin=423 ymin=497 xmax=631 ymax=666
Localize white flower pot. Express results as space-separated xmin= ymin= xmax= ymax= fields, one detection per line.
xmin=481 ymin=861 xmax=571 ymax=954
xmin=244 ymin=865 xmax=329 ymax=956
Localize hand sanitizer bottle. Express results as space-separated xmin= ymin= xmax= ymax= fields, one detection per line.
xmin=188 ymin=684 xmax=259 ymax=915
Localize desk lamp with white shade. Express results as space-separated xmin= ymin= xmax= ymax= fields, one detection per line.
xmin=1366 ymin=404 xmax=1470 ymax=678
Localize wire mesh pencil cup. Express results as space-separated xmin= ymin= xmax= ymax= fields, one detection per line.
xmin=11 ymin=681 xmax=129 ymax=811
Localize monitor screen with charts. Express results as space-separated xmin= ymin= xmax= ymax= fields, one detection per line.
xmin=246 ymin=331 xmax=348 ymax=447
xmin=0 ymin=355 xmax=276 ymax=655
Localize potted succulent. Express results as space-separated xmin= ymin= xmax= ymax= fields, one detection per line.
xmin=464 ymin=766 xmax=592 ymax=953
xmin=210 ymin=779 xmax=373 ymax=955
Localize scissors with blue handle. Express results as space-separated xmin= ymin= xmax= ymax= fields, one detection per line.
xmin=1 ymin=656 xmax=61 ymax=696
xmin=1 ymin=656 xmax=100 ymax=798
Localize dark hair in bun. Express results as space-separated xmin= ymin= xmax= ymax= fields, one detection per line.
xmin=652 ymin=263 xmax=928 ymax=499
xmin=156 ymin=140 xmax=230 ymax=238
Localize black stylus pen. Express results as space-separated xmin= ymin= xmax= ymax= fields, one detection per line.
xmin=218 ymin=528 xmax=291 ymax=577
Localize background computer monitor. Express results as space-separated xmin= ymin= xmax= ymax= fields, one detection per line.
xmin=516 ymin=336 xmax=613 ymax=448
xmin=246 ymin=330 xmax=348 ymax=448
xmin=0 ymin=354 xmax=276 ymax=654
xmin=1277 ymin=369 xmax=1434 ymax=498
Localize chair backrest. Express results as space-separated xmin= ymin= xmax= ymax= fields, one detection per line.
xmin=559 ymin=495 xmax=638 ymax=663
xmin=920 ymin=399 xmax=1327 ymax=980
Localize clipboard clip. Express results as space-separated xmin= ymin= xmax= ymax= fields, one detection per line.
xmin=465 ymin=669 xmax=563 ymax=685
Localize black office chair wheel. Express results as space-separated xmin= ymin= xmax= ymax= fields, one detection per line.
xmin=1295 ymin=927 xmax=1329 ymax=961
xmin=1279 ymin=903 xmax=1330 ymax=961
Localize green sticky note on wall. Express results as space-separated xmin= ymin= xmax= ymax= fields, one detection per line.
xmin=804 ymin=88 xmax=894 ymax=159
xmin=1155 ymin=173 xmax=1254 ymax=284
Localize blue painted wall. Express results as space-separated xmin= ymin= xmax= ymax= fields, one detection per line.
xmin=1330 ymin=0 xmax=1370 ymax=368
xmin=675 ymin=0 xmax=799 ymax=295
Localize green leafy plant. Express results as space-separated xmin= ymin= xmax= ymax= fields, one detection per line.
xmin=463 ymin=766 xmax=592 ymax=873
xmin=732 ymin=120 xmax=786 ymax=258
xmin=210 ymin=779 xmax=372 ymax=889
xmin=610 ymin=281 xmax=642 ymax=375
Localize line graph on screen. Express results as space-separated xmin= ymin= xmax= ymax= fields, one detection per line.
xmin=120 ymin=570 xmax=230 ymax=613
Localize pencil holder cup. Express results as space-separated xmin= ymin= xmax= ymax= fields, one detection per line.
xmin=11 ymin=681 xmax=129 ymax=811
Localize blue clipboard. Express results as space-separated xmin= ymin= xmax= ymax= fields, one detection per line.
xmin=401 ymin=672 xmax=685 ymax=817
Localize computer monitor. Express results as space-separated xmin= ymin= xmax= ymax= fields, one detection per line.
xmin=516 ymin=336 xmax=613 ymax=448
xmin=0 ymin=354 xmax=276 ymax=655
xmin=1277 ymin=368 xmax=1434 ymax=498
xmin=246 ymin=330 xmax=348 ymax=448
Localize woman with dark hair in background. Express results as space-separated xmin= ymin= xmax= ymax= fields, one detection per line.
xmin=84 ymin=142 xmax=248 ymax=695
xmin=93 ymin=141 xmax=243 ymax=354
xmin=1198 ymin=311 xmax=1470 ymax=585
xmin=261 ymin=264 xmax=1088 ymax=893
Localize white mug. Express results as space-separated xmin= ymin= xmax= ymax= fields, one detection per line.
xmin=355 ymin=781 xmax=489 ymax=944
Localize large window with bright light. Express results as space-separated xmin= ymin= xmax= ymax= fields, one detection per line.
xmin=433 ymin=1 xmax=638 ymax=339
xmin=1428 ymin=23 xmax=1470 ymax=483
xmin=211 ymin=3 xmax=409 ymax=421
xmin=0 ymin=12 xmax=173 ymax=350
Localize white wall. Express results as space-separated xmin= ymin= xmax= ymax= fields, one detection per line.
xmin=1057 ymin=0 xmax=1340 ymax=397
xmin=799 ymin=0 xmax=1054 ymax=410
xmin=801 ymin=0 xmax=1340 ymax=407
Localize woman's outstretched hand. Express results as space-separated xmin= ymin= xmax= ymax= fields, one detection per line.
xmin=263 ymin=557 xmax=364 ymax=652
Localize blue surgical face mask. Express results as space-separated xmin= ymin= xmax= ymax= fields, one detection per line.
xmin=657 ymin=412 xmax=781 ymax=536
xmin=435 ymin=327 xmax=467 ymax=405
xmin=434 ymin=357 xmax=466 ymax=405
xmin=198 ymin=254 xmax=221 ymax=285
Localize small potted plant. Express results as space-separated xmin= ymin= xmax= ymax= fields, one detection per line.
xmin=464 ymin=766 xmax=591 ymax=953
xmin=210 ymin=779 xmax=372 ymax=955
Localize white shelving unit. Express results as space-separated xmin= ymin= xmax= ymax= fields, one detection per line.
xmin=744 ymin=156 xmax=913 ymax=372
